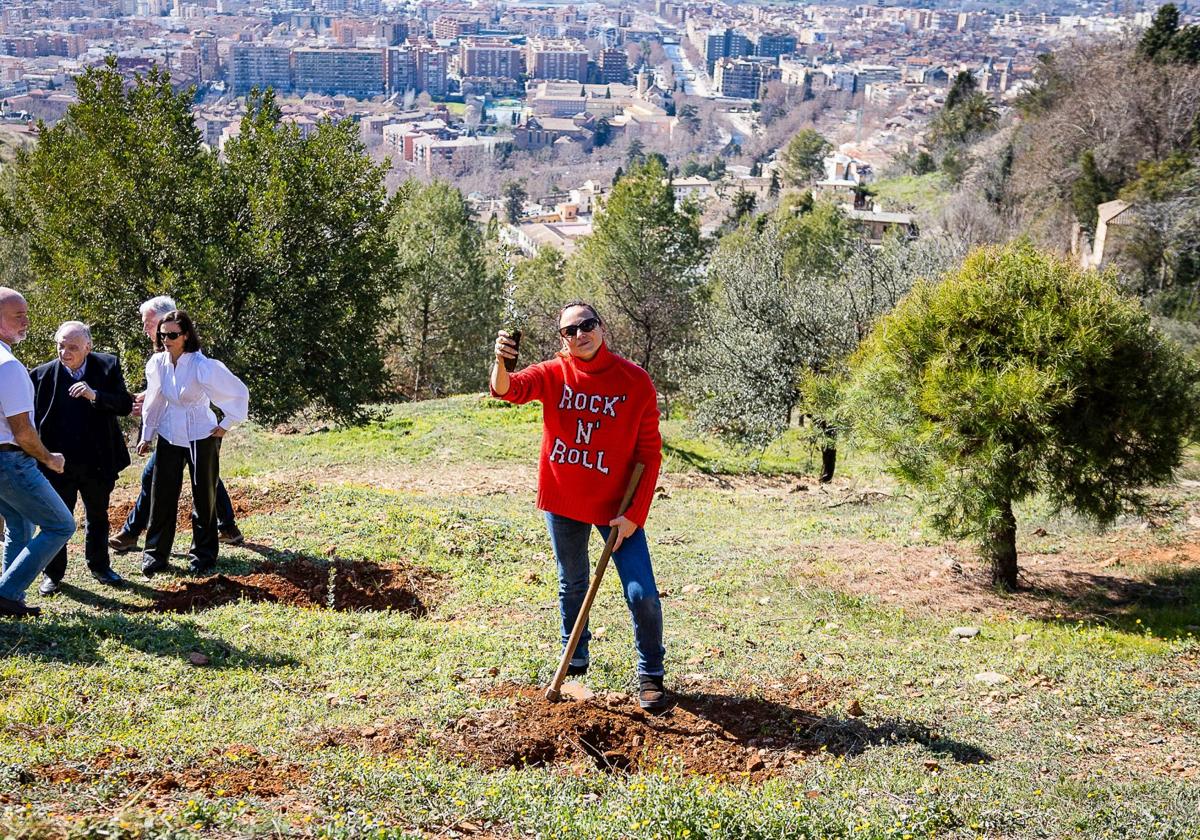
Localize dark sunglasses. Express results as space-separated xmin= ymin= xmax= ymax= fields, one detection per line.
xmin=559 ymin=317 xmax=600 ymax=338
xmin=158 ymin=330 xmax=184 ymax=341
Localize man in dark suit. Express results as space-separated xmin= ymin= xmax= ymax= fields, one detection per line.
xmin=30 ymin=321 xmax=133 ymax=594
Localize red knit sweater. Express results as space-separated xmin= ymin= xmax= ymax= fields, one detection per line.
xmin=491 ymin=341 xmax=662 ymax=527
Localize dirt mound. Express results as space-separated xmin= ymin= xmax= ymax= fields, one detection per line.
xmin=320 ymin=676 xmax=938 ymax=781
xmin=146 ymin=558 xmax=439 ymax=615
xmin=108 ymin=484 xmax=292 ymax=533
xmin=155 ymin=745 xmax=307 ymax=797
xmin=30 ymin=746 xmax=307 ymax=798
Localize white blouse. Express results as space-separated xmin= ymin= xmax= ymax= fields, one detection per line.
xmin=140 ymin=351 xmax=250 ymax=447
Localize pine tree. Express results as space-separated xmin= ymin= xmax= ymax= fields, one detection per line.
xmin=502 ymin=180 xmax=527 ymax=224
xmin=570 ymin=157 xmax=705 ymax=382
xmin=1070 ymin=150 xmax=1115 ymax=237
xmin=387 ymin=180 xmax=499 ymax=397
xmin=779 ymin=128 xmax=832 ymax=187
xmin=943 ymin=70 xmax=977 ymax=112
xmin=1139 ymin=4 xmax=1181 ymax=61
xmin=844 ymin=242 xmax=1200 ymax=590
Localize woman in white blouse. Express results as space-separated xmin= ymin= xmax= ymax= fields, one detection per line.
xmin=136 ymin=310 xmax=249 ymax=577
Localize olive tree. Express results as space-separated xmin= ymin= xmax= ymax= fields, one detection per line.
xmin=679 ymin=204 xmax=961 ymax=478
xmin=843 ymin=241 xmax=1199 ymax=589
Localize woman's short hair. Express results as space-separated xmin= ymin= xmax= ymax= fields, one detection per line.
xmin=558 ymin=301 xmax=602 ymax=324
xmin=155 ymin=310 xmax=202 ymax=353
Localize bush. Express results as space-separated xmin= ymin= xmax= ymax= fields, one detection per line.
xmin=844 ymin=241 xmax=1200 ymax=589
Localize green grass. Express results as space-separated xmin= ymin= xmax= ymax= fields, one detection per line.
xmin=3 ymin=396 xmax=1199 ymax=838
xmin=221 ymin=395 xmax=837 ymax=479
xmin=871 ymin=174 xmax=952 ymax=220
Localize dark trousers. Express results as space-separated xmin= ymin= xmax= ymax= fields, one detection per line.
xmin=125 ymin=450 xmax=235 ymax=535
xmin=144 ymin=436 xmax=221 ymax=566
xmin=42 ymin=464 xmax=113 ymax=583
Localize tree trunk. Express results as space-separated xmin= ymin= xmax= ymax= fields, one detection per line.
xmin=813 ymin=416 xmax=836 ymax=483
xmin=986 ymin=498 xmax=1019 ymax=591
xmin=819 ymin=447 xmax=836 ymax=483
xmin=414 ymin=299 xmax=430 ymax=397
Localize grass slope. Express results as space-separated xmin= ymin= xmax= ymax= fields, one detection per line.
xmin=2 ymin=396 xmax=1198 ymax=838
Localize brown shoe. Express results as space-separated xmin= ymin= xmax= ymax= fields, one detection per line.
xmin=638 ymin=675 xmax=670 ymax=713
xmin=108 ymin=530 xmax=139 ymax=553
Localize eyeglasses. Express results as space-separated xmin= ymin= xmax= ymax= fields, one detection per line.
xmin=158 ymin=330 xmax=184 ymax=341
xmin=559 ymin=317 xmax=600 ymax=338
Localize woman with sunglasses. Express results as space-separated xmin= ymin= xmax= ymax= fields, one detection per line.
xmin=136 ymin=310 xmax=249 ymax=577
xmin=491 ymin=302 xmax=668 ymax=712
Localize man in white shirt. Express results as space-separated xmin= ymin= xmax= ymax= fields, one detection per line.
xmin=0 ymin=287 xmax=75 ymax=618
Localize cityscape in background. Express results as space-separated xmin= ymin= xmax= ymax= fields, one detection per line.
xmin=1 ymin=1 xmax=1196 ymax=249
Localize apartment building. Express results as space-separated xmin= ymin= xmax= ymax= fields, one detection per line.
xmin=597 ymin=47 xmax=628 ymax=84
xmin=229 ymin=43 xmax=292 ymax=94
xmin=701 ymin=27 xmax=751 ymax=74
xmin=193 ymin=30 xmax=219 ymax=82
xmin=293 ymin=47 xmax=385 ymax=98
xmin=416 ymin=45 xmax=449 ymax=97
xmin=459 ymin=37 xmax=522 ymax=79
xmin=749 ymin=30 xmax=797 ymax=59
xmin=432 ymin=16 xmax=478 ymax=39
xmin=713 ymin=56 xmax=780 ymax=99
xmin=526 ymin=38 xmax=588 ymax=82
xmin=385 ymin=46 xmax=416 ymax=93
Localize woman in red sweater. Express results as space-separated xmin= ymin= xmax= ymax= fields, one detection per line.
xmin=491 ymin=302 xmax=668 ymax=711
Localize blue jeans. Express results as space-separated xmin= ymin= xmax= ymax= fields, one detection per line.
xmin=545 ymin=512 xmax=665 ymax=677
xmin=0 ymin=451 xmax=77 ymax=602
xmin=124 ymin=451 xmax=236 ymax=535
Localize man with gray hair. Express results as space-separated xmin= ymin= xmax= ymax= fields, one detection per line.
xmin=31 ymin=320 xmax=133 ymax=594
xmin=108 ymin=296 xmax=242 ymax=553
xmin=0 ymin=288 xmax=74 ymax=617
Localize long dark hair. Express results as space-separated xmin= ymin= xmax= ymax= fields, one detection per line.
xmin=155 ymin=310 xmax=202 ymax=353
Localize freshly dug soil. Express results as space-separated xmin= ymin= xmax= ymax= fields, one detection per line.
xmin=145 ymin=557 xmax=439 ymax=615
xmin=30 ymin=745 xmax=307 ymax=798
xmin=155 ymin=745 xmax=308 ymax=797
xmin=317 ymin=675 xmax=933 ymax=781
xmin=108 ymin=484 xmax=291 ymax=533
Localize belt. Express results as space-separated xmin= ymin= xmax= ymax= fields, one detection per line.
xmin=0 ymin=443 xmax=22 ymax=452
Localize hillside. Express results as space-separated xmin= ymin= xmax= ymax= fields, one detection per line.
xmin=1 ymin=395 xmax=1198 ymax=837
xmin=0 ymin=123 xmax=34 ymax=166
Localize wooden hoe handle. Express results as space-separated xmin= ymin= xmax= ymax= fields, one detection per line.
xmin=545 ymin=463 xmax=646 ymax=701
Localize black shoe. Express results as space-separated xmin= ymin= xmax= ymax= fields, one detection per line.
xmin=108 ymin=530 xmax=140 ymax=553
xmin=638 ymin=675 xmax=671 ymax=713
xmin=38 ymin=576 xmax=60 ymax=597
xmin=0 ymin=596 xmax=39 ymax=618
xmin=141 ymin=555 xmax=168 ymax=578
xmin=566 ymin=661 xmax=589 ymax=677
xmin=218 ymin=526 xmax=244 ymax=546
xmin=187 ymin=556 xmax=216 ymax=576
xmin=90 ymin=568 xmax=125 ymax=587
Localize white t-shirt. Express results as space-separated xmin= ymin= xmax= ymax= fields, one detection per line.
xmin=0 ymin=340 xmax=34 ymax=446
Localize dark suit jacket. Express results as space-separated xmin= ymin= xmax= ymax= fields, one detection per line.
xmin=31 ymin=351 xmax=133 ymax=482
